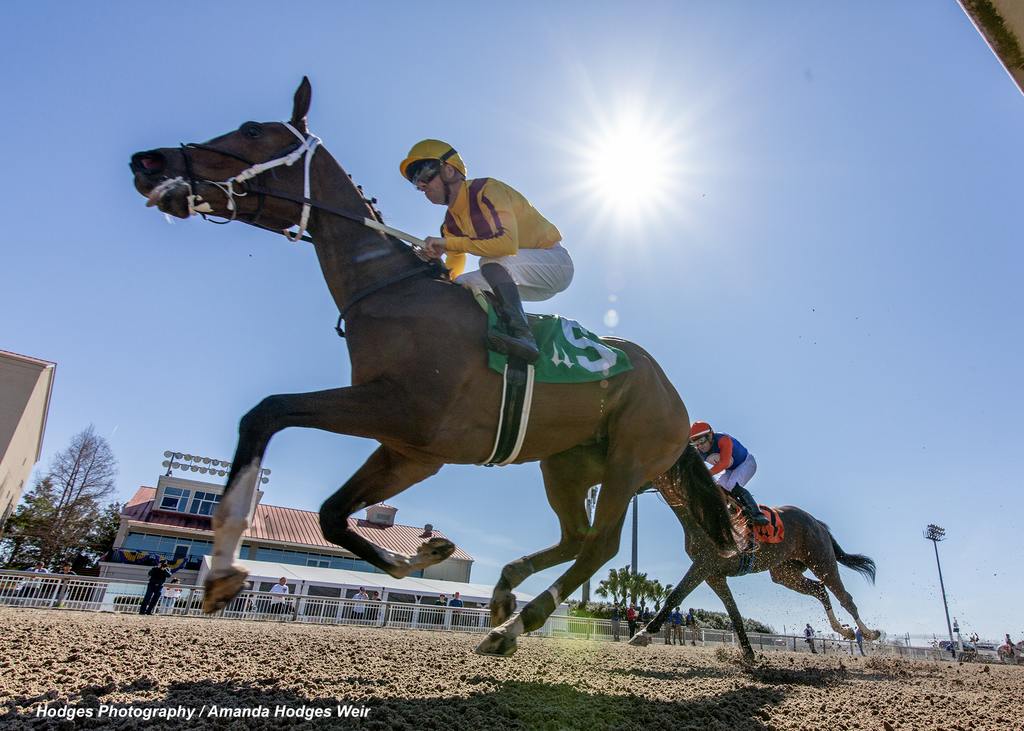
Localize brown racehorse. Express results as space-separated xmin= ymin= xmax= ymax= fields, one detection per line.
xmin=128 ymin=77 xmax=736 ymax=656
xmin=629 ymin=448 xmax=881 ymax=663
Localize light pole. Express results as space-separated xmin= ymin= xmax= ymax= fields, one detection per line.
xmin=631 ymin=484 xmax=658 ymax=575
xmin=924 ymin=523 xmax=955 ymax=658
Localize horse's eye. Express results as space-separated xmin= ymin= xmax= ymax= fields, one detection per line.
xmin=241 ymin=122 xmax=263 ymax=139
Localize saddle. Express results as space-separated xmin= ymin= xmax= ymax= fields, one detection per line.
xmin=727 ymin=500 xmax=785 ymax=545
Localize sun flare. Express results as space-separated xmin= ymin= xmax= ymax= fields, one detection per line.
xmin=583 ymin=114 xmax=677 ymax=216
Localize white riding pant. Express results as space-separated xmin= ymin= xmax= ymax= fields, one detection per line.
xmin=455 ymin=244 xmax=574 ymax=302
xmin=710 ymin=453 xmax=757 ymax=492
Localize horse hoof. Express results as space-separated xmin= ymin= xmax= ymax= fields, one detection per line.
xmin=628 ymin=631 xmax=652 ymax=647
xmin=202 ymin=567 xmax=249 ymax=613
xmin=475 ymin=629 xmax=518 ymax=657
xmin=489 ymin=591 xmax=517 ymax=627
xmin=418 ymin=537 xmax=456 ymax=564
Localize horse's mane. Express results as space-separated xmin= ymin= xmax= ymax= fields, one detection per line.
xmin=660 ymin=445 xmax=742 ymax=556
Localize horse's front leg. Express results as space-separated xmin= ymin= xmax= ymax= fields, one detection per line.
xmin=204 ymin=382 xmax=426 ymax=613
xmin=318 ymin=445 xmax=446 ymax=578
xmin=705 ymin=574 xmax=755 ymax=664
xmin=629 ymin=563 xmax=708 ymax=647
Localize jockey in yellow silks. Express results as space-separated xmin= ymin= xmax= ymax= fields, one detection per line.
xmin=400 ymin=139 xmax=573 ymax=363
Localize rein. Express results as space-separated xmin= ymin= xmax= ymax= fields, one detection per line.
xmin=179 ymin=122 xmax=444 ymax=337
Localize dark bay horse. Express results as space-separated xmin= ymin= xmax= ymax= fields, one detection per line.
xmin=128 ymin=77 xmax=736 ymax=656
xmin=629 ymin=448 xmax=881 ymax=662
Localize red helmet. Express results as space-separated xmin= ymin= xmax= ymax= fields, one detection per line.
xmin=689 ymin=421 xmax=713 ymax=440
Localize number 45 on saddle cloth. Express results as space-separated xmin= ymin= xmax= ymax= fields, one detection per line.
xmin=474 ymin=294 xmax=634 ymax=467
xmin=475 ymin=293 xmax=634 ymax=383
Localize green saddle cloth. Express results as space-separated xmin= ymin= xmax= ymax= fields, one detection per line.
xmin=476 ymin=294 xmax=633 ymax=383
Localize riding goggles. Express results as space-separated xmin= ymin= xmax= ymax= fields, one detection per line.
xmin=406 ymin=159 xmax=441 ymax=186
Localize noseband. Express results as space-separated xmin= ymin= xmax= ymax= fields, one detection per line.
xmin=181 ymin=122 xmax=321 ymax=242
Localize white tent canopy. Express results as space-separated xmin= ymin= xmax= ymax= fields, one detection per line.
xmin=197 ymin=556 xmax=545 ymax=607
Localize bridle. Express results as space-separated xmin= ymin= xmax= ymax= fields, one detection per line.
xmin=180 ymin=122 xmax=321 ymax=243
xmin=177 ymin=121 xmax=441 ymax=337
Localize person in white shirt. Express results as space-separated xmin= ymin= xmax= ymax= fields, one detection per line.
xmin=159 ymin=578 xmax=183 ymax=614
xmin=18 ymin=563 xmax=49 ymax=601
xmin=269 ymin=577 xmax=290 ymax=615
xmin=352 ymin=587 xmax=370 ymax=620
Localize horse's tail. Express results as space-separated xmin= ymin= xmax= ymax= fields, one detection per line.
xmin=661 ymin=444 xmax=741 ymax=557
xmin=830 ymin=534 xmax=876 ymax=584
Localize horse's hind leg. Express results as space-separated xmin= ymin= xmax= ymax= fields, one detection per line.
xmin=769 ymin=561 xmax=853 ymax=639
xmin=489 ymin=444 xmax=603 ymax=626
xmin=810 ymin=562 xmax=880 ymax=640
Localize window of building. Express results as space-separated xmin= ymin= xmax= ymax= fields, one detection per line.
xmin=187 ymin=491 xmax=221 ymax=516
xmin=160 ymin=487 xmax=190 ymax=512
xmin=306 ymin=558 xmax=330 ymax=568
xmin=122 ymin=532 xmax=213 ymax=557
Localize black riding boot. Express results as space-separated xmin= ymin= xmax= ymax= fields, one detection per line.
xmin=731 ymin=485 xmax=770 ymax=526
xmin=480 ymin=263 xmax=540 ymax=363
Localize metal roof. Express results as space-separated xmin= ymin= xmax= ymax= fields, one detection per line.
xmin=123 ymin=487 xmax=473 ymax=561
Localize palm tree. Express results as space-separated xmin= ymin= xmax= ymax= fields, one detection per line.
xmin=595 ymin=565 xmax=631 ymax=606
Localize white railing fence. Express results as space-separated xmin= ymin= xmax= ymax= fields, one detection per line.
xmin=0 ymin=571 xmax=946 ymax=660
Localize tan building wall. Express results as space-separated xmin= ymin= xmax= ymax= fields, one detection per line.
xmin=960 ymin=0 xmax=1024 ymax=94
xmin=0 ymin=351 xmax=56 ymax=533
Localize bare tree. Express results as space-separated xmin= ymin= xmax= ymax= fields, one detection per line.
xmin=0 ymin=426 xmax=118 ymax=567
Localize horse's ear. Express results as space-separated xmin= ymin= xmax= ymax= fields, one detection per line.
xmin=291 ymin=76 xmax=312 ymax=133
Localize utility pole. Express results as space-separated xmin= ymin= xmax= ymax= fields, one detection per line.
xmin=924 ymin=524 xmax=955 ymax=658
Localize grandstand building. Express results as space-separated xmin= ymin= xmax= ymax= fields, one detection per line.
xmin=98 ymin=456 xmax=495 ymax=605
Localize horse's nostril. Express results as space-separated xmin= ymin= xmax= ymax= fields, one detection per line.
xmin=131 ymin=151 xmax=166 ymax=175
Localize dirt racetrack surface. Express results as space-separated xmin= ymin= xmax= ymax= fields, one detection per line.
xmin=2 ymin=607 xmax=1022 ymax=730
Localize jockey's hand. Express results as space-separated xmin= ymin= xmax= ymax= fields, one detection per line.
xmin=421 ymin=236 xmax=446 ymax=260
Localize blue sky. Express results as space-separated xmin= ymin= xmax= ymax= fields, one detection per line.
xmin=2 ymin=2 xmax=1021 ymax=642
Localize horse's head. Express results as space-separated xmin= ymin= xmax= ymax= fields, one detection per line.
xmin=130 ymin=77 xmax=316 ymax=235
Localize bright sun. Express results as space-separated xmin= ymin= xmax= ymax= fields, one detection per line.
xmin=566 ymin=101 xmax=689 ymax=231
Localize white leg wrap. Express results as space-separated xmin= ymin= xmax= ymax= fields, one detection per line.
xmin=211 ymin=460 xmax=258 ymax=575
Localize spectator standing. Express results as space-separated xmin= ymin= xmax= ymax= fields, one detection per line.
xmin=626 ymin=604 xmax=638 ymax=638
xmin=352 ymin=587 xmax=370 ymax=621
xmin=610 ymin=605 xmax=621 ymax=642
xmin=269 ymin=577 xmax=291 ymax=616
xmin=368 ymin=590 xmax=381 ymax=623
xmin=448 ymin=591 xmax=465 ymax=627
xmin=54 ymin=564 xmax=76 ymax=607
xmin=685 ymin=608 xmax=698 ymax=646
xmin=669 ymin=607 xmax=684 ymax=645
xmin=160 ymin=578 xmax=183 ymax=614
xmin=854 ymin=626 xmax=866 ymax=656
xmin=18 ymin=562 xmax=48 ymax=603
xmin=139 ymin=560 xmax=172 ymax=615
xmin=804 ymin=623 xmax=817 ymax=654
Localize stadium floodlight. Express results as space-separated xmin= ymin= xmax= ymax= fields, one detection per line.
xmin=161 ymin=450 xmax=270 ymax=487
xmin=924 ymin=523 xmax=955 ymax=657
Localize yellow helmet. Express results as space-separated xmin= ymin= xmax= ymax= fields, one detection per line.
xmin=399 ymin=139 xmax=467 ymax=181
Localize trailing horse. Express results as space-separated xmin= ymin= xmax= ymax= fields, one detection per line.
xmin=630 ymin=446 xmax=881 ymax=663
xmin=129 ymin=77 xmax=737 ymax=657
